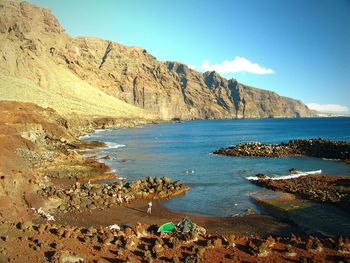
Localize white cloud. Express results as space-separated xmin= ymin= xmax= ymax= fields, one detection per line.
xmin=187 ymin=64 xmax=196 ymax=70
xmin=200 ymin=56 xmax=275 ymax=75
xmin=306 ymin=103 xmax=349 ymax=113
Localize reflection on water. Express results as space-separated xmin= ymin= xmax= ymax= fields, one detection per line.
xmin=82 ymin=118 xmax=350 ymax=217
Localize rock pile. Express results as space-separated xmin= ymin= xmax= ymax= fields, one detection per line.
xmin=337 ymin=236 xmax=350 ymax=254
xmin=289 ymin=139 xmax=350 ymax=160
xmin=38 ymin=177 xmax=189 ymax=213
xmin=253 ymin=176 xmax=348 ymax=203
xmin=213 ymin=138 xmax=350 ymax=160
xmin=251 ymin=175 xmax=350 ymax=213
xmin=214 ymin=141 xmax=296 ymax=157
xmin=0 ymin=219 xmax=345 ymax=262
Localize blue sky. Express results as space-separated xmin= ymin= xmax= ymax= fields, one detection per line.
xmin=29 ymin=0 xmax=350 ymax=113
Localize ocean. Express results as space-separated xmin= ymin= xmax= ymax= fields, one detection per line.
xmin=81 ymin=117 xmax=350 ymax=217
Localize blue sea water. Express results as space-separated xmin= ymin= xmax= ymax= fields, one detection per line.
xmin=82 ymin=118 xmax=350 ymax=217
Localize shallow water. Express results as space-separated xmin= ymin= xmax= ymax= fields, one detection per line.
xmin=82 ymin=118 xmax=350 ymax=217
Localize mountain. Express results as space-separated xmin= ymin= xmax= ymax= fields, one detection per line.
xmin=0 ymin=0 xmax=150 ymax=118
xmin=0 ymin=0 xmax=315 ymax=119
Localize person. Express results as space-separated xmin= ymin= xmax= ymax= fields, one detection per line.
xmin=124 ymin=195 xmax=129 ymax=204
xmin=117 ymin=193 xmax=123 ymax=203
xmin=147 ymin=201 xmax=152 ymax=214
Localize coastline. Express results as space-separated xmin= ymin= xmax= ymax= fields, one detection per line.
xmin=63 ymin=122 xmax=350 ymax=237
xmin=53 ymin=198 xmax=297 ymax=237
xmin=65 ymin=126 xmax=297 ymax=237
xmin=1 ymin=102 xmax=350 ymax=262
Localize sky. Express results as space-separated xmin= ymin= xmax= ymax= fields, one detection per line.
xmin=29 ymin=0 xmax=350 ymax=113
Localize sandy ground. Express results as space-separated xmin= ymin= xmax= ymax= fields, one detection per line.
xmin=54 ymin=199 xmax=297 ymax=237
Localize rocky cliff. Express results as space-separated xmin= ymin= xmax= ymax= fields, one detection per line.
xmin=0 ymin=0 xmax=315 ymax=119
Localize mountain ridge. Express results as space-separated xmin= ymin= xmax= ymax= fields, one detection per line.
xmin=0 ymin=0 xmax=315 ymax=119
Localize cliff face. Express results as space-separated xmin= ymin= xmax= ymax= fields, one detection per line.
xmin=0 ymin=0 xmax=315 ymax=119
xmin=0 ymin=1 xmax=151 ymax=118
xmin=62 ymin=39 xmax=313 ymax=119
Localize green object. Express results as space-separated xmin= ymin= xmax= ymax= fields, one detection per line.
xmin=157 ymin=222 xmax=176 ymax=233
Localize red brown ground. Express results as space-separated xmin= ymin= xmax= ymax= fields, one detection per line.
xmin=0 ymin=101 xmax=349 ymax=262
xmin=54 ymin=199 xmax=294 ymax=237
xmin=1 ymin=218 xmax=349 ymax=263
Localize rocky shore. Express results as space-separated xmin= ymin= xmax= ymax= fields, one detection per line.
xmin=1 ymin=219 xmax=350 ymax=262
xmin=250 ymin=175 xmax=350 ymax=214
xmin=1 ymin=101 xmax=350 ymax=262
xmin=0 ymin=101 xmax=158 ymax=219
xmin=214 ymin=138 xmax=350 ymax=216
xmin=39 ymin=177 xmax=189 ymax=214
xmin=0 ymin=1 xmax=348 ymax=261
xmin=213 ymin=138 xmax=350 ymax=161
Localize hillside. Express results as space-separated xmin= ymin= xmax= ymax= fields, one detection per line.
xmin=0 ymin=0 xmax=315 ymax=119
xmin=0 ymin=0 xmax=151 ymax=118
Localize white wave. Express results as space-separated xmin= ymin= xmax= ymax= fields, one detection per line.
xmin=322 ymin=158 xmax=340 ymax=161
xmin=113 ymin=175 xmax=127 ymax=180
xmin=94 ymin=129 xmax=106 ymax=134
xmin=247 ymin=169 xmax=322 ymax=181
xmin=105 ymin=170 xmax=127 ymax=180
xmin=79 ymin=134 xmax=91 ymax=140
xmin=103 ymin=142 xmax=126 ymax=149
xmin=79 ymin=128 xmax=108 ymax=139
xmin=117 ymin=177 xmax=127 ymax=180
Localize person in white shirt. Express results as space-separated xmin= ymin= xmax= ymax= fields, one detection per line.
xmin=147 ymin=201 xmax=152 ymax=214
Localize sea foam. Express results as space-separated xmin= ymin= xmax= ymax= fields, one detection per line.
xmin=79 ymin=134 xmax=91 ymax=140
xmin=94 ymin=129 xmax=106 ymax=133
xmin=104 ymin=142 xmax=126 ymax=149
xmin=79 ymin=128 xmax=107 ymax=140
xmin=247 ymin=169 xmax=322 ymax=181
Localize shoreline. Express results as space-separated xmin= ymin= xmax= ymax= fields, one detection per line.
xmin=53 ymin=199 xmax=297 ymax=237
xmin=213 ymin=139 xmax=350 ymax=165
xmin=31 ymin=122 xmax=319 ymax=235
xmin=63 ymin=128 xmax=295 ymax=236
xmin=70 ymin=125 xmax=350 ymax=238
xmin=1 ymin=101 xmax=350 ymax=261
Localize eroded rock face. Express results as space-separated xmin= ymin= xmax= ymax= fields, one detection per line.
xmin=0 ymin=0 xmax=315 ymax=120
xmin=60 ymin=39 xmax=314 ymax=120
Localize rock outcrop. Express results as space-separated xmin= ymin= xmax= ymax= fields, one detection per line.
xmin=0 ymin=100 xmax=153 ymax=222
xmin=0 ymin=0 xmax=315 ymax=120
xmin=250 ymin=175 xmax=350 ymax=214
xmin=39 ymin=177 xmax=189 ymax=213
xmin=214 ymin=139 xmax=350 ymax=160
xmin=2 ymin=219 xmax=347 ymax=263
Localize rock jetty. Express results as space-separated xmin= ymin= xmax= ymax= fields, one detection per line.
xmin=250 ymin=175 xmax=350 ymax=213
xmin=39 ymin=177 xmax=189 ymax=213
xmin=213 ymin=138 xmax=350 ymax=160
